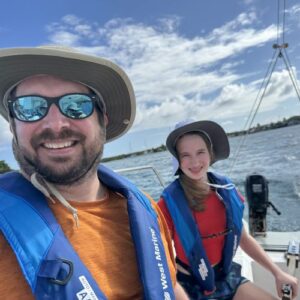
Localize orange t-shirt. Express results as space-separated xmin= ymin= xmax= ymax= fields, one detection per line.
xmin=0 ymin=189 xmax=176 ymax=300
xmin=158 ymin=192 xmax=227 ymax=266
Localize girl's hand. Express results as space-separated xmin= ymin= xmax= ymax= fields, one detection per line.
xmin=274 ymin=270 xmax=299 ymax=299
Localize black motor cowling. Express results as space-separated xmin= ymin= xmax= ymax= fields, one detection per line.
xmin=245 ymin=174 xmax=281 ymax=236
xmin=245 ymin=174 xmax=269 ymax=218
xmin=245 ymin=174 xmax=269 ymax=235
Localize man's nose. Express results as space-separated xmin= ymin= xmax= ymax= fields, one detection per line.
xmin=40 ymin=104 xmax=71 ymax=131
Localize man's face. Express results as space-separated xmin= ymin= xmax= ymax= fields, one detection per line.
xmin=12 ymin=75 xmax=106 ymax=184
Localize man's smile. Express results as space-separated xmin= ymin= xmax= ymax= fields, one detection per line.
xmin=42 ymin=140 xmax=76 ymax=149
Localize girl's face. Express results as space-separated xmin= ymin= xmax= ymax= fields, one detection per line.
xmin=176 ymin=133 xmax=211 ymax=181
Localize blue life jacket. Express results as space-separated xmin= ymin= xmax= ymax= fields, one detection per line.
xmin=0 ymin=165 xmax=175 ymax=300
xmin=162 ymin=172 xmax=244 ymax=293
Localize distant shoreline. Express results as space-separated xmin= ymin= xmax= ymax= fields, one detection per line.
xmin=227 ymin=115 xmax=300 ymax=137
xmin=102 ymin=116 xmax=300 ymax=163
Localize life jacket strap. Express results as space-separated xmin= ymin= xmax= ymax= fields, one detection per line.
xmin=38 ymin=258 xmax=74 ymax=286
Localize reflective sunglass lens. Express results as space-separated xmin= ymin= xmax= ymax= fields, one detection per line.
xmin=10 ymin=93 xmax=95 ymax=122
xmin=60 ymin=94 xmax=94 ymax=119
xmin=13 ymin=96 xmax=47 ymax=121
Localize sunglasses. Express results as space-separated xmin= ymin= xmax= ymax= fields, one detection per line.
xmin=8 ymin=93 xmax=102 ymax=122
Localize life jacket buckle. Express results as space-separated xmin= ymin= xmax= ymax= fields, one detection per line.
xmin=49 ymin=258 xmax=74 ymax=286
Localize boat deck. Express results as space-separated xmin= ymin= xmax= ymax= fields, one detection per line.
xmin=234 ymin=230 xmax=300 ymax=298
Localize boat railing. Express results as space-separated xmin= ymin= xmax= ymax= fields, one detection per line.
xmin=115 ymin=165 xmax=166 ymax=188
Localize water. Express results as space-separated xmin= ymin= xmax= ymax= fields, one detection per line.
xmin=104 ymin=124 xmax=300 ymax=232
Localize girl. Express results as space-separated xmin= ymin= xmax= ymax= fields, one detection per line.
xmin=158 ymin=119 xmax=298 ymax=300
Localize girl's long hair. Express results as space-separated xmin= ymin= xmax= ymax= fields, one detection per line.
xmin=177 ymin=132 xmax=214 ymax=211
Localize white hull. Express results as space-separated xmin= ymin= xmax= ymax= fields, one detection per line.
xmin=235 ymin=230 xmax=300 ymax=298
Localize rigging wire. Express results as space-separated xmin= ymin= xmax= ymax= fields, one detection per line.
xmin=229 ymin=50 xmax=279 ymax=174
xmin=276 ymin=0 xmax=280 ymax=45
xmin=282 ymin=48 xmax=300 ymax=102
xmin=229 ymin=0 xmax=300 ymax=175
xmin=282 ymin=0 xmax=286 ymax=44
xmin=247 ymin=53 xmax=280 ymax=130
xmin=244 ymin=49 xmax=278 ymax=132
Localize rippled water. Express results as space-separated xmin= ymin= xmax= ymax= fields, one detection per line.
xmin=104 ymin=124 xmax=300 ymax=232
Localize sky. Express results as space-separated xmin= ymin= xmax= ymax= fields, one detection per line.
xmin=1 ymin=0 xmax=300 ymax=169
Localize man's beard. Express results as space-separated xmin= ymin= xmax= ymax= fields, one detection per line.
xmin=13 ymin=127 xmax=105 ymax=185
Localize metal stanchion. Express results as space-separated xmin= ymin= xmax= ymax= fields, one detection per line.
xmin=282 ymin=241 xmax=299 ymax=299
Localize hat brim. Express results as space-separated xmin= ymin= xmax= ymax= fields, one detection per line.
xmin=166 ymin=120 xmax=230 ymax=165
xmin=0 ymin=47 xmax=136 ymax=142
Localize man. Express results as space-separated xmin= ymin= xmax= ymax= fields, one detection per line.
xmin=0 ymin=47 xmax=188 ymax=300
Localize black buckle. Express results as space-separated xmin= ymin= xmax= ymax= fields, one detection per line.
xmin=49 ymin=258 xmax=74 ymax=285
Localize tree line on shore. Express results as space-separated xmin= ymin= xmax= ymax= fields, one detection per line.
xmin=0 ymin=160 xmax=11 ymax=174
xmin=1 ymin=115 xmax=299 ymax=170
xmin=103 ymin=115 xmax=300 ymax=162
xmin=227 ymin=115 xmax=300 ymax=137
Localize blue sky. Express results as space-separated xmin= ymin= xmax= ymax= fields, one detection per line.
xmin=1 ymin=0 xmax=300 ymax=169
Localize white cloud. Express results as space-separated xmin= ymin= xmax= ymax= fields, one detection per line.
xmin=286 ymin=4 xmax=300 ymax=29
xmin=42 ymin=10 xmax=290 ymax=130
xmin=157 ymin=16 xmax=181 ymax=33
xmin=237 ymin=12 xmax=257 ymax=26
xmin=31 ymin=12 xmax=298 ymax=134
xmin=287 ymin=4 xmax=300 ymax=16
xmin=62 ymin=15 xmax=82 ymax=26
xmin=46 ymin=14 xmax=103 ymax=45
xmin=48 ymin=31 xmax=80 ymax=46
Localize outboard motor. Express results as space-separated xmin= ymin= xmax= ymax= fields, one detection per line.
xmin=245 ymin=174 xmax=281 ymax=236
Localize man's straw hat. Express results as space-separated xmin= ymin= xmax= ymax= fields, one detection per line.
xmin=0 ymin=46 xmax=136 ymax=142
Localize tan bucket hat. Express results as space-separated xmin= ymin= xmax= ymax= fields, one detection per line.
xmin=0 ymin=46 xmax=136 ymax=142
